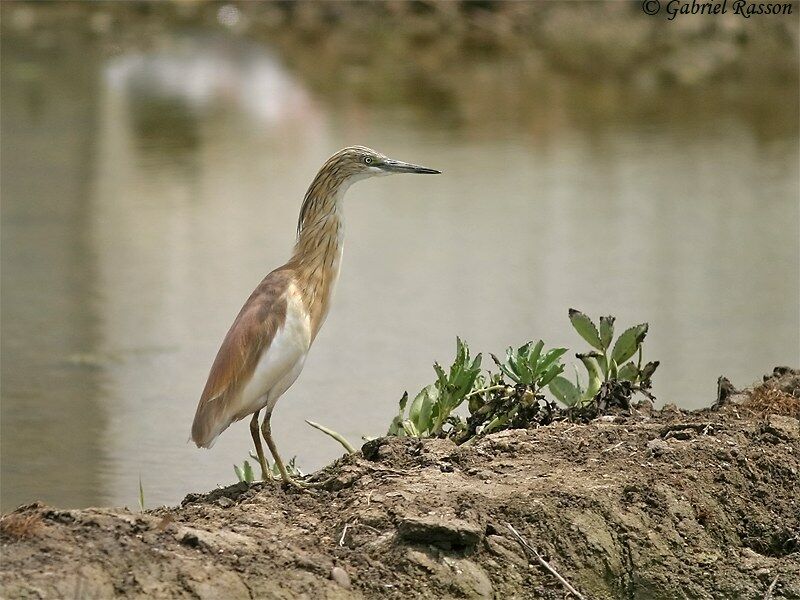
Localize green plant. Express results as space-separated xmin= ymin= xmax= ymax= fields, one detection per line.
xmin=490 ymin=340 xmax=566 ymax=393
xmin=549 ymin=310 xmax=659 ymax=407
xmin=388 ymin=338 xmax=482 ymax=437
xmin=464 ymin=341 xmax=565 ymax=435
xmin=234 ymin=459 xmax=255 ymax=483
xmin=234 ymin=455 xmax=303 ymax=483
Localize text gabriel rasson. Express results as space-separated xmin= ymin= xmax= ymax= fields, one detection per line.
xmin=663 ymin=0 xmax=792 ymax=19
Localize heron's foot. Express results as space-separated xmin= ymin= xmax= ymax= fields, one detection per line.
xmin=280 ymin=474 xmax=335 ymax=490
xmin=260 ymin=471 xmax=279 ymax=483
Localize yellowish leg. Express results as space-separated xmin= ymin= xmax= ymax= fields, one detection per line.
xmin=249 ymin=411 xmax=271 ymax=481
xmin=260 ymin=411 xmax=298 ymax=487
xmin=261 ymin=411 xmax=335 ymax=489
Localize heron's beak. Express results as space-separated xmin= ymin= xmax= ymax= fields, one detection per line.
xmin=380 ymin=158 xmax=441 ymax=174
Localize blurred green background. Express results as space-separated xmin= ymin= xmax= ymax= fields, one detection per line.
xmin=1 ymin=1 xmax=798 ymax=510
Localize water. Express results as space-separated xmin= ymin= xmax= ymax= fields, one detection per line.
xmin=2 ymin=25 xmax=798 ymax=511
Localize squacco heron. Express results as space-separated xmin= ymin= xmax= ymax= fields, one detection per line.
xmin=191 ymin=146 xmax=440 ymax=486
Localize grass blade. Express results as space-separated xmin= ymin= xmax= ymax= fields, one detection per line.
xmin=305 ymin=420 xmax=357 ymax=454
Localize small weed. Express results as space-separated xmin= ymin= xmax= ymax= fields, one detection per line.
xmin=387 ymin=337 xmax=566 ymax=443
xmin=388 ymin=338 xmax=482 ymax=438
xmin=549 ymin=309 xmax=659 ymax=408
xmin=234 ymin=460 xmax=255 ymax=483
xmin=138 ymin=475 xmax=145 ymax=513
xmin=491 ymin=340 xmax=566 ymax=393
xmin=234 ymin=455 xmax=303 ymax=483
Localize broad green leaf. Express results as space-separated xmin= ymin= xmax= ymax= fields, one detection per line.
xmin=419 ymin=390 xmax=434 ymax=433
xmin=528 ymin=340 xmax=544 ymax=372
xmin=549 ymin=376 xmax=581 ymax=407
xmin=242 ymin=460 xmax=254 ymax=483
xmin=569 ymin=309 xmax=603 ymax=350
xmin=609 ymin=358 xmax=619 ymax=380
xmin=409 ymin=386 xmax=429 ymax=423
xmin=617 ymin=362 xmax=639 ymax=382
xmin=599 ymin=316 xmax=615 ymax=350
xmin=234 ymin=464 xmax=244 ymax=482
xmin=503 ymin=366 xmax=521 ymax=384
xmin=508 ymin=350 xmax=529 ymax=383
xmin=611 ymin=323 xmax=648 ymax=366
xmin=538 ymin=348 xmax=568 ymax=374
xmin=387 ymin=416 xmax=403 ymax=436
xmin=539 ymin=363 xmax=564 ymax=388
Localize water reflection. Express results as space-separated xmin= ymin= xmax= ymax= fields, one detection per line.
xmin=1 ymin=33 xmax=107 ymax=509
xmin=1 ymin=26 xmax=797 ymax=511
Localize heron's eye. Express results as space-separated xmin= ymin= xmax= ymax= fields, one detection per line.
xmin=364 ymin=157 xmax=373 ymax=165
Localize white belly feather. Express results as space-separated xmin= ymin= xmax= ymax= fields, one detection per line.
xmin=236 ymin=286 xmax=312 ymax=417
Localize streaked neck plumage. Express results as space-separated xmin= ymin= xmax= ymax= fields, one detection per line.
xmin=290 ymin=169 xmax=359 ymax=339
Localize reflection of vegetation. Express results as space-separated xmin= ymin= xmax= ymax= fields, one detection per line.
xmin=128 ymin=93 xmax=200 ymax=157
xmin=9 ymin=2 xmax=797 ymax=138
xmin=245 ymin=1 xmax=797 ymax=135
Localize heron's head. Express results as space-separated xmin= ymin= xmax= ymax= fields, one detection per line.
xmin=299 ymin=146 xmax=440 ymax=235
xmin=325 ymin=146 xmax=440 ymax=183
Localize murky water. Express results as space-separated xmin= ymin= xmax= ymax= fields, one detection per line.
xmin=2 ymin=25 xmax=798 ymax=511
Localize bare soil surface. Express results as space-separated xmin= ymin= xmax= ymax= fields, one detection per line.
xmin=2 ymin=369 xmax=799 ymax=599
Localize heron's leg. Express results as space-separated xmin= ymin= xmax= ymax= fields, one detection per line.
xmin=260 ymin=410 xmax=295 ymax=486
xmin=261 ymin=411 xmax=335 ymax=489
xmin=249 ymin=410 xmax=271 ymax=481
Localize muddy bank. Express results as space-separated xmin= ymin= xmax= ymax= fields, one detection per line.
xmin=2 ymin=370 xmax=799 ymax=599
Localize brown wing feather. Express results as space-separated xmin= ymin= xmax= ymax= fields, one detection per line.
xmin=191 ymin=267 xmax=294 ymax=447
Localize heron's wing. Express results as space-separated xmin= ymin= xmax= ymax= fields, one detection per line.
xmin=191 ymin=268 xmax=296 ymax=447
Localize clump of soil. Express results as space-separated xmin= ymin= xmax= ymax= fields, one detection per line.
xmin=2 ymin=371 xmax=799 ymax=599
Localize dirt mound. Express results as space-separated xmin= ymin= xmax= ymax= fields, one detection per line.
xmin=2 ymin=383 xmax=799 ymax=599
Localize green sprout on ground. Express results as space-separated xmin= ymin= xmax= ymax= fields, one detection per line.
xmin=388 ymin=337 xmax=482 ymax=438
xmin=549 ymin=309 xmax=659 ymax=408
xmin=234 ymin=455 xmax=303 ymax=483
xmin=491 ymin=341 xmax=567 ymax=392
xmin=385 ymin=337 xmax=568 ymax=443
xmin=460 ymin=340 xmax=567 ymax=439
xmin=233 ymin=460 xmax=255 ymax=484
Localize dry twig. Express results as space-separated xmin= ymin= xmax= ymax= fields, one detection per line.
xmin=338 ymin=523 xmax=350 ymax=546
xmin=764 ymin=574 xmax=779 ymax=600
xmin=506 ymin=523 xmax=587 ymax=600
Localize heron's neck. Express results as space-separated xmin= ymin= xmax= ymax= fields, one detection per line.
xmin=291 ymin=181 xmax=350 ymax=337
